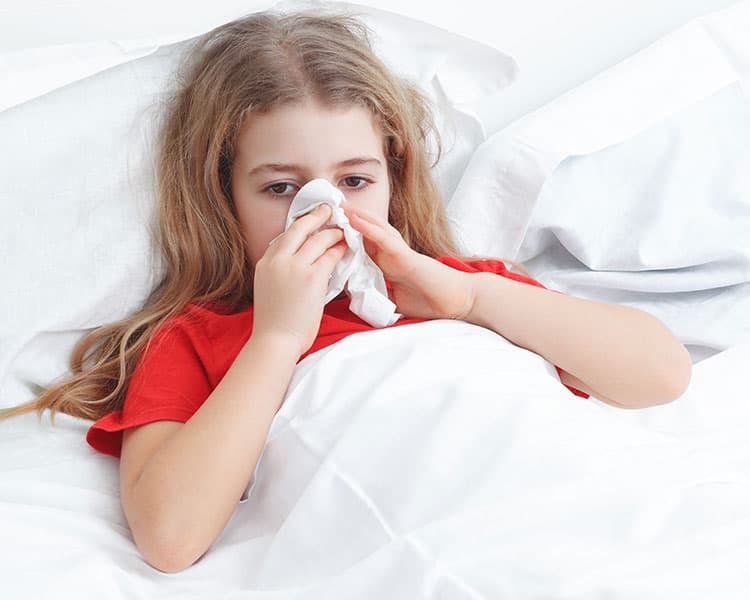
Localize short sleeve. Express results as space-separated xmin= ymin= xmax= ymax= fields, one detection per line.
xmin=86 ymin=315 xmax=214 ymax=458
xmin=436 ymin=255 xmax=590 ymax=399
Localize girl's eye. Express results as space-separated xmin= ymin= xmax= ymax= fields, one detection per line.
xmin=266 ymin=182 xmax=296 ymax=196
xmin=265 ymin=177 xmax=370 ymax=197
xmin=341 ymin=176 xmax=370 ymax=190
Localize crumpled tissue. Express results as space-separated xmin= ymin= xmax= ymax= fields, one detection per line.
xmin=283 ymin=178 xmax=401 ymax=327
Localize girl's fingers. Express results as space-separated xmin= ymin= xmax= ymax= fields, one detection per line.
xmin=296 ymin=226 xmax=346 ymax=265
xmin=344 ymin=204 xmax=394 ymax=231
xmin=315 ymin=239 xmax=348 ymax=272
xmin=272 ymin=204 xmax=333 ymax=254
xmin=345 ymin=203 xmax=380 ymax=223
xmin=345 ymin=205 xmax=403 ymax=245
xmin=349 ymin=211 xmax=390 ymax=248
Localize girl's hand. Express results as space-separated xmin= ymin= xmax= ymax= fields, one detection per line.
xmin=342 ymin=203 xmax=476 ymax=321
xmin=252 ymin=204 xmax=348 ymax=357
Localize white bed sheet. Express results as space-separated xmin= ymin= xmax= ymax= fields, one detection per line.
xmin=1 ymin=320 xmax=749 ymax=598
xmin=2 ymin=1 xmax=750 ymax=597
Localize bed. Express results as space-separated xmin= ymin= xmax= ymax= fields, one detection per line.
xmin=2 ymin=0 xmax=749 ymax=597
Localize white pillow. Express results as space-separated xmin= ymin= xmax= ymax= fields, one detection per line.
xmin=0 ymin=38 xmax=192 ymax=113
xmin=0 ymin=1 xmax=518 ymax=409
xmin=446 ymin=1 xmax=750 ymax=362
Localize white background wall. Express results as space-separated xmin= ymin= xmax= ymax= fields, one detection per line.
xmin=1 ymin=0 xmax=740 ymax=132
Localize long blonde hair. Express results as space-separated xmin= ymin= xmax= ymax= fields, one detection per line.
xmin=0 ymin=9 xmax=528 ymax=425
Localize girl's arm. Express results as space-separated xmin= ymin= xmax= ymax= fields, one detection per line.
xmin=342 ymin=201 xmax=692 ymax=410
xmin=121 ymin=205 xmax=347 ymax=573
xmin=464 ymin=272 xmax=693 ymax=409
xmin=120 ymin=333 xmax=300 ymax=573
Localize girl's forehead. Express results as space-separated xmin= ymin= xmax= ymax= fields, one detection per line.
xmin=235 ymin=101 xmax=387 ymax=161
xmin=242 ymin=98 xmax=382 ymax=132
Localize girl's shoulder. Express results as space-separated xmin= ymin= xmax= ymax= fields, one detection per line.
xmin=435 ymin=255 xmax=512 ymax=274
xmin=154 ymin=300 xmax=253 ymax=342
xmin=435 ymin=255 xmax=546 ymax=290
xmin=182 ymin=298 xmax=252 ymax=318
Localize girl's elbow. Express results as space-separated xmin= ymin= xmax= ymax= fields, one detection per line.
xmin=132 ymin=518 xmax=207 ymax=573
xmin=647 ymin=344 xmax=693 ymax=407
xmin=140 ymin=537 xmax=203 ymax=574
xmin=145 ymin=551 xmax=189 ymax=575
xmin=615 ymin=345 xmax=692 ymax=409
xmin=664 ymin=349 xmax=693 ymax=403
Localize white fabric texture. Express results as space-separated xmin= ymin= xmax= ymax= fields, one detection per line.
xmin=2 ymin=320 xmax=750 ymax=598
xmin=2 ymin=1 xmax=750 ymax=596
xmin=0 ymin=1 xmax=518 ymax=410
xmin=447 ymin=0 xmax=750 ymax=363
xmin=283 ymin=179 xmax=400 ymax=328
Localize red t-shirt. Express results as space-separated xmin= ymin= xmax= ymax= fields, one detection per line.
xmin=86 ymin=255 xmax=589 ymax=458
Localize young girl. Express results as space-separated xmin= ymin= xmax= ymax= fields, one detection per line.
xmin=0 ymin=8 xmax=691 ymax=573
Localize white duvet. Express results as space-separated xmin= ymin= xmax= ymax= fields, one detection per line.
xmin=2 ymin=319 xmax=749 ymax=598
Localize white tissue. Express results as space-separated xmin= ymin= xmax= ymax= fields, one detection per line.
xmin=284 ymin=179 xmax=401 ymax=328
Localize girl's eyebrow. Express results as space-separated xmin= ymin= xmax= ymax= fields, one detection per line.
xmin=248 ymin=156 xmax=382 ymax=177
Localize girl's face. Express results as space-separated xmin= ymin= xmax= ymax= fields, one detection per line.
xmin=231 ymin=99 xmax=391 ymax=271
